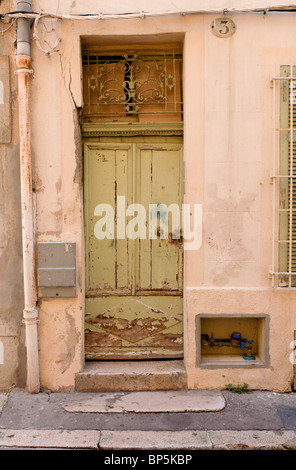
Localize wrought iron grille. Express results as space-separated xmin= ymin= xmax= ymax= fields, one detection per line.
xmin=271 ymin=65 xmax=296 ymax=287
xmin=82 ymin=49 xmax=183 ymax=122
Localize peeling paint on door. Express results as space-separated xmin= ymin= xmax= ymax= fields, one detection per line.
xmin=84 ymin=138 xmax=183 ymax=359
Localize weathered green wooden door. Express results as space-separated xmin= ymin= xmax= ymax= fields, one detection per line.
xmin=84 ymin=139 xmax=183 ymax=359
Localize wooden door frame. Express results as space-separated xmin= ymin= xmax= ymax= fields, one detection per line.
xmin=82 ymin=122 xmax=184 ymax=359
xmin=82 ymin=122 xmax=183 ymax=139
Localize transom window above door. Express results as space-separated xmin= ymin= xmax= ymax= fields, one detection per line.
xmin=82 ymin=47 xmax=183 ymax=124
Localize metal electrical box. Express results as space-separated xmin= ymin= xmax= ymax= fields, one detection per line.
xmin=37 ymin=242 xmax=76 ymax=298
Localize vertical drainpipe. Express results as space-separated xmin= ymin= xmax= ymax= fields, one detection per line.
xmin=16 ymin=0 xmax=40 ymax=393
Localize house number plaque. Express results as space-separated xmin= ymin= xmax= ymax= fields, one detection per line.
xmin=211 ymin=17 xmax=236 ymax=38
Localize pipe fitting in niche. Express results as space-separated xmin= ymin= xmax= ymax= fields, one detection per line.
xmin=201 ymin=331 xmax=255 ymax=360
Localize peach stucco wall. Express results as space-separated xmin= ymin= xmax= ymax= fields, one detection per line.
xmin=2 ymin=0 xmax=294 ymax=391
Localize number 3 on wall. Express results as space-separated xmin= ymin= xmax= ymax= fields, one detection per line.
xmin=211 ymin=17 xmax=236 ymax=38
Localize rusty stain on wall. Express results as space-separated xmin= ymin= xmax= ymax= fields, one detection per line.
xmin=55 ymin=176 xmax=62 ymax=193
xmin=33 ymin=172 xmax=45 ymax=193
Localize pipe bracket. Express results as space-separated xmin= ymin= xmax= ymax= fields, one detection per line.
xmin=15 ymin=68 xmax=33 ymax=74
xmin=22 ymin=307 xmax=39 ymax=324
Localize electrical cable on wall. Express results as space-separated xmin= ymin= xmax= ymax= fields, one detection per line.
xmin=33 ymin=13 xmax=61 ymax=55
xmin=2 ymin=3 xmax=296 ymax=20
xmin=1 ymin=4 xmax=296 ymax=54
xmin=0 ymin=18 xmax=16 ymax=33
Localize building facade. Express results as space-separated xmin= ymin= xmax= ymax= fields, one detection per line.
xmin=1 ymin=0 xmax=296 ymax=392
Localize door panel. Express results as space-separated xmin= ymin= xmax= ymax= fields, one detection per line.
xmin=137 ymin=144 xmax=183 ymax=293
xmin=84 ymin=144 xmax=133 ymax=295
xmin=85 ymin=296 xmax=183 ymax=359
xmin=84 ymin=139 xmax=183 ymax=359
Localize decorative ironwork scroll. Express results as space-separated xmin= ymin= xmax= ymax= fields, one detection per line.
xmin=82 ymin=49 xmax=183 ymax=122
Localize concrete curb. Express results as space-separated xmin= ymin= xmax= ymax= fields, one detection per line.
xmin=0 ymin=429 xmax=295 ymax=450
xmin=99 ymin=430 xmax=296 ymax=450
xmin=0 ymin=429 xmax=100 ymax=449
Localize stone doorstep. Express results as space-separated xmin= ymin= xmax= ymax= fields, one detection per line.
xmin=75 ymin=360 xmax=187 ymax=392
xmin=60 ymin=390 xmax=226 ymax=413
xmin=0 ymin=430 xmax=296 ymax=450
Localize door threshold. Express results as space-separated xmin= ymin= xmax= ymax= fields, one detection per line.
xmin=75 ymin=359 xmax=187 ymax=392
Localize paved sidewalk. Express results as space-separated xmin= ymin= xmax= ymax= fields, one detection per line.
xmin=0 ymin=389 xmax=295 ymax=450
